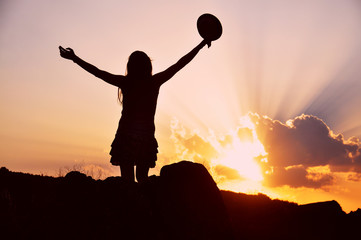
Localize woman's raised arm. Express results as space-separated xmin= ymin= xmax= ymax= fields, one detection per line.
xmin=59 ymin=46 xmax=124 ymax=87
xmin=154 ymin=40 xmax=209 ymax=85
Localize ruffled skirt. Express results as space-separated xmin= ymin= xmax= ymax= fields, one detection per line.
xmin=110 ymin=130 xmax=158 ymax=168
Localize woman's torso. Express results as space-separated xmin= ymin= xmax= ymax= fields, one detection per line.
xmin=118 ymin=76 xmax=161 ymax=135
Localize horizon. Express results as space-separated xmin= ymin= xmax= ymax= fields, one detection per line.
xmin=1 ymin=0 xmax=361 ymax=213
xmin=0 ymin=163 xmax=355 ymax=211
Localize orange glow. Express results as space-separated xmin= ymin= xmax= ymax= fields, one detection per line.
xmin=1 ymin=0 xmax=361 ymax=213
xmin=210 ymin=115 xmax=266 ymax=183
xmin=166 ymin=115 xmax=268 ymax=194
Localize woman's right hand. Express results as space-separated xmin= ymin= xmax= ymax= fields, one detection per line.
xmin=59 ymin=46 xmax=76 ymax=60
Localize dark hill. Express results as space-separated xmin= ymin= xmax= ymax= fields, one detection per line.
xmin=1 ymin=162 xmax=360 ymax=240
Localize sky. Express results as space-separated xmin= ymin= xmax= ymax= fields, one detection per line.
xmin=1 ymin=0 xmax=361 ymax=212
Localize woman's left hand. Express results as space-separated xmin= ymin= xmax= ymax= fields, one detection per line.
xmin=201 ymin=39 xmax=212 ymax=48
xmin=59 ymin=46 xmax=76 ymax=60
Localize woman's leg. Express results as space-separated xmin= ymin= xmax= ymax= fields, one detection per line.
xmin=136 ymin=164 xmax=149 ymax=183
xmin=120 ymin=162 xmax=135 ymax=183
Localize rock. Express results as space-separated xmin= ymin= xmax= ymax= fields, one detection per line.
xmin=158 ymin=161 xmax=234 ymax=240
xmin=0 ymin=167 xmax=10 ymax=175
xmin=64 ymin=170 xmax=93 ymax=182
xmin=298 ymin=200 xmax=345 ymax=217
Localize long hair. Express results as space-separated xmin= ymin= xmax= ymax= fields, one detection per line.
xmin=118 ymin=51 xmax=152 ymax=103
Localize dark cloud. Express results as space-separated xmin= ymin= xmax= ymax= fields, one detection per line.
xmin=353 ymin=148 xmax=361 ymax=173
xmin=263 ymin=165 xmax=334 ymax=189
xmin=347 ymin=173 xmax=361 ymax=182
xmin=250 ymin=113 xmax=361 ymax=187
xmin=251 ymin=114 xmax=360 ymax=170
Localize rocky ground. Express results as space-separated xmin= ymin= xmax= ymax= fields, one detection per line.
xmin=1 ymin=161 xmax=360 ymax=239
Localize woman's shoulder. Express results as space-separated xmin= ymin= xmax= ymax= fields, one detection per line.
xmin=151 ymin=72 xmax=168 ymax=87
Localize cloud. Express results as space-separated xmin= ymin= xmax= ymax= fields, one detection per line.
xmin=263 ymin=165 xmax=334 ymax=189
xmin=183 ymin=134 xmax=219 ymax=161
xmin=213 ymin=164 xmax=244 ymax=183
xmin=161 ymin=114 xmax=361 ymax=190
xmin=250 ymin=113 xmax=361 ymax=187
xmin=218 ymin=135 xmax=233 ymax=148
xmin=347 ymin=173 xmax=361 ymax=182
xmin=168 ymin=118 xmax=218 ymax=170
xmin=237 ymin=127 xmax=253 ymax=142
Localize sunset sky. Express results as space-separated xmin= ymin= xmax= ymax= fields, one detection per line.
xmin=1 ymin=0 xmax=361 ymax=212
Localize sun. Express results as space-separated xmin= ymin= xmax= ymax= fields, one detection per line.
xmin=218 ymin=138 xmax=264 ymax=182
xmin=209 ymin=115 xmax=268 ymax=192
xmin=167 ymin=114 xmax=269 ymax=194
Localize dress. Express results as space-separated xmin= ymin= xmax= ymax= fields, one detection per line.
xmin=110 ymin=126 xmax=158 ymax=168
xmin=109 ymin=75 xmax=163 ymax=168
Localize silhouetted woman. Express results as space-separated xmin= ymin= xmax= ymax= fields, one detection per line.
xmin=59 ymin=40 xmax=210 ymax=183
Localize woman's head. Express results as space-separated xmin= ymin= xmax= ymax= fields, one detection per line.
xmin=118 ymin=51 xmax=152 ymax=104
xmin=126 ymin=51 xmax=152 ymax=78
